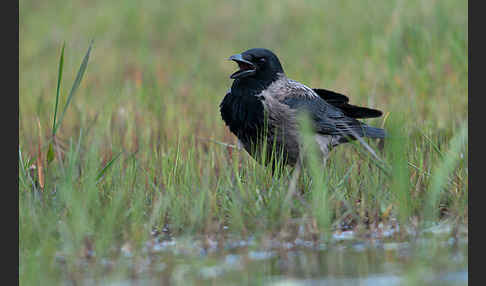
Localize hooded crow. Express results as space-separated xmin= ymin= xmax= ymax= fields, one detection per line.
xmin=220 ymin=48 xmax=385 ymax=168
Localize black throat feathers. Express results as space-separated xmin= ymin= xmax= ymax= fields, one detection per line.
xmin=220 ymin=77 xmax=276 ymax=146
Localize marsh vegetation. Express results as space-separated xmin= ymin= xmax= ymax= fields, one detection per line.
xmin=19 ymin=0 xmax=467 ymax=284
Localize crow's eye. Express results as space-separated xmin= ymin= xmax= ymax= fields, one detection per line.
xmin=258 ymin=57 xmax=266 ymax=63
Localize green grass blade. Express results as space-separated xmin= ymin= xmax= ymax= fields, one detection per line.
xmin=386 ymin=116 xmax=412 ymax=224
xmin=422 ymin=132 xmax=444 ymax=158
xmin=19 ymin=147 xmax=27 ymax=179
xmin=52 ymin=42 xmax=65 ymax=137
xmin=96 ymin=152 xmax=122 ymax=182
xmin=53 ymin=40 xmax=93 ymax=134
xmin=297 ymin=112 xmax=331 ymax=234
xmin=424 ymin=124 xmax=467 ymax=223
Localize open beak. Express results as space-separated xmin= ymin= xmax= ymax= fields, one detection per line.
xmin=229 ymin=54 xmax=256 ymax=79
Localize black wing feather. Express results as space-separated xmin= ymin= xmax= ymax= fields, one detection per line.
xmin=312 ymin=88 xmax=383 ymax=119
xmin=312 ymin=88 xmax=349 ymax=104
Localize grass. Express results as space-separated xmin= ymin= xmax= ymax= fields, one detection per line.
xmin=19 ymin=0 xmax=467 ymax=284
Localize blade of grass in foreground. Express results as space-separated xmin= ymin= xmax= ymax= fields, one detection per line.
xmin=51 ymin=42 xmax=65 ymax=137
xmin=53 ymin=40 xmax=94 ymax=135
xmin=297 ymin=113 xmax=331 ymax=235
xmin=96 ymin=152 xmax=122 ymax=182
xmin=385 ymin=114 xmax=412 ymax=225
xmin=424 ymin=123 xmax=467 ymax=223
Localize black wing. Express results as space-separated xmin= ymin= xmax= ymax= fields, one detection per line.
xmin=312 ymin=88 xmax=382 ymax=119
xmin=283 ymin=96 xmax=385 ymax=139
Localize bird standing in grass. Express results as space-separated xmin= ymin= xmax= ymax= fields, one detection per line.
xmin=220 ymin=48 xmax=385 ymax=169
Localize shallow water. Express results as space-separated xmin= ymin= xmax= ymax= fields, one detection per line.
xmin=80 ymin=222 xmax=467 ymax=285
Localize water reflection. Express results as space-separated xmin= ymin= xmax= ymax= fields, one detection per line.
xmin=78 ymin=224 xmax=468 ymax=285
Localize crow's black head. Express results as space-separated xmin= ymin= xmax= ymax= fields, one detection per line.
xmin=229 ymin=48 xmax=284 ymax=86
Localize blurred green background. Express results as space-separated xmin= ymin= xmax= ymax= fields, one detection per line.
xmin=20 ymin=0 xmax=467 ymax=148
